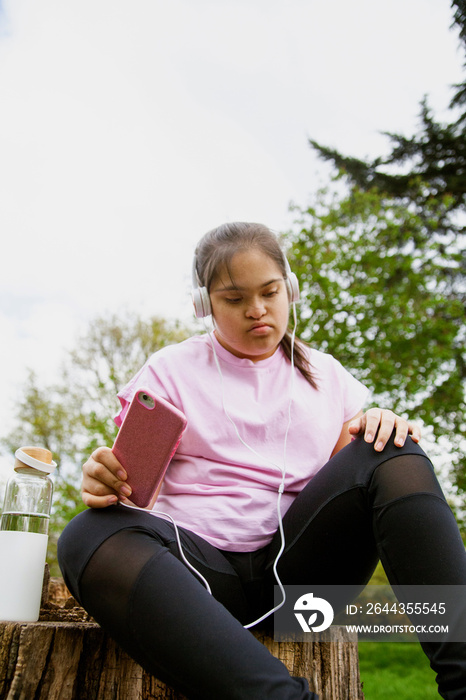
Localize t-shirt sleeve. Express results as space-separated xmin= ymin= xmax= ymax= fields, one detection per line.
xmin=338 ymin=363 xmax=371 ymax=421
xmin=309 ymin=347 xmax=371 ymax=424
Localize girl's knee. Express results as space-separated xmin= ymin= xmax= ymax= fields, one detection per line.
xmin=57 ymin=509 xmax=100 ymax=599
xmin=333 ymin=432 xmax=433 ymax=493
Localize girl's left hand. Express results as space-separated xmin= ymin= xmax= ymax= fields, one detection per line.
xmin=348 ymin=408 xmax=421 ymax=452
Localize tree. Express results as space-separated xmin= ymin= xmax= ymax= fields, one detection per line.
xmin=309 ymin=0 xmax=466 ymax=233
xmin=1 ymin=312 xmax=193 ymax=573
xmin=289 ymin=0 xmax=466 ymax=506
xmin=286 ymin=182 xmax=465 ymax=527
xmin=309 ymin=96 xmax=466 ymax=236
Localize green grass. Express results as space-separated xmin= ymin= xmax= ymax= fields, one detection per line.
xmin=358 ymin=642 xmax=438 ymax=699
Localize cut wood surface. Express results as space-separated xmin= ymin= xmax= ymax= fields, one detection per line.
xmin=0 ymin=574 xmax=364 ymax=699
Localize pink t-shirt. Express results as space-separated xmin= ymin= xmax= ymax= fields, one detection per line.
xmin=116 ymin=333 xmax=369 ymax=551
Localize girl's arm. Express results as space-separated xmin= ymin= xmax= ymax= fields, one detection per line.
xmin=331 ymin=408 xmax=421 ymax=457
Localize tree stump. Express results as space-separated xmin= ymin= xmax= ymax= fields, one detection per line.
xmin=0 ymin=574 xmax=364 ymax=699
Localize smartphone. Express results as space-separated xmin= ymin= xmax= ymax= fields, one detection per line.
xmin=112 ymin=389 xmax=187 ymax=508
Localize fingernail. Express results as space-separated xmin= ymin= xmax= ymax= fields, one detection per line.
xmin=366 ymin=433 xmax=373 ymax=442
xmin=375 ymin=441 xmax=384 ymax=451
xmin=395 ymin=437 xmax=404 ymax=446
xmin=120 ymin=485 xmax=132 ymax=496
xmin=117 ymin=470 xmax=127 ymax=480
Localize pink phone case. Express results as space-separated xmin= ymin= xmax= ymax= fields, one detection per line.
xmin=112 ymin=389 xmax=187 ymax=508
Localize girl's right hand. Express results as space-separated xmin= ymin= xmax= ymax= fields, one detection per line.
xmin=81 ymin=446 xmax=132 ymax=508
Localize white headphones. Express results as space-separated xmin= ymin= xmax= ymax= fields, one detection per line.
xmin=191 ymin=252 xmax=300 ymax=318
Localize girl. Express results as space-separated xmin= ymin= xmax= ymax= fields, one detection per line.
xmin=58 ymin=222 xmax=466 ymax=699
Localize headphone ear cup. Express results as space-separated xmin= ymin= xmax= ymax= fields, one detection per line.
xmin=192 ymin=286 xmax=212 ymax=318
xmin=191 ymin=288 xmax=203 ymax=318
xmin=191 ymin=254 xmax=212 ymax=318
xmin=286 ymin=272 xmax=300 ymax=303
xmin=200 ymin=286 xmax=212 ymax=317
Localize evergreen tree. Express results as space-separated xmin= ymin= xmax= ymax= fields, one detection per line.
xmin=309 ymin=1 xmax=466 ymax=233
xmin=287 ymin=185 xmax=465 ymax=494
xmin=290 ymin=1 xmax=466 ymax=506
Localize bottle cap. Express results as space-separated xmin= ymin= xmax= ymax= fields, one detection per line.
xmin=14 ymin=447 xmax=57 ymax=474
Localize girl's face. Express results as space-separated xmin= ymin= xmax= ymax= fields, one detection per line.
xmin=209 ymin=247 xmax=290 ymax=362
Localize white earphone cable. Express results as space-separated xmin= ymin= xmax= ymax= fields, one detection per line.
xmin=122 ymin=302 xmax=298 ymax=628
xmin=120 ymin=502 xmax=213 ymax=594
xmin=204 ymin=302 xmax=298 ymax=628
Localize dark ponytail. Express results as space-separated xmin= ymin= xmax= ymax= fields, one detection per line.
xmin=280 ymin=331 xmax=317 ymax=390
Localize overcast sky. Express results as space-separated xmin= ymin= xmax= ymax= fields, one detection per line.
xmin=0 ymin=0 xmax=463 ymax=480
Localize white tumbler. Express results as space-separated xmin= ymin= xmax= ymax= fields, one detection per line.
xmin=0 ymin=446 xmax=56 ymax=621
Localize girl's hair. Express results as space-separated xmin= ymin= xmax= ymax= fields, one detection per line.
xmin=195 ymin=222 xmax=317 ymax=389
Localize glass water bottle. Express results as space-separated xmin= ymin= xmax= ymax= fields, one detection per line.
xmin=0 ymin=446 xmax=57 ymax=622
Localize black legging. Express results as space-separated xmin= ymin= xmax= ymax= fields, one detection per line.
xmin=58 ymin=435 xmax=466 ymax=699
